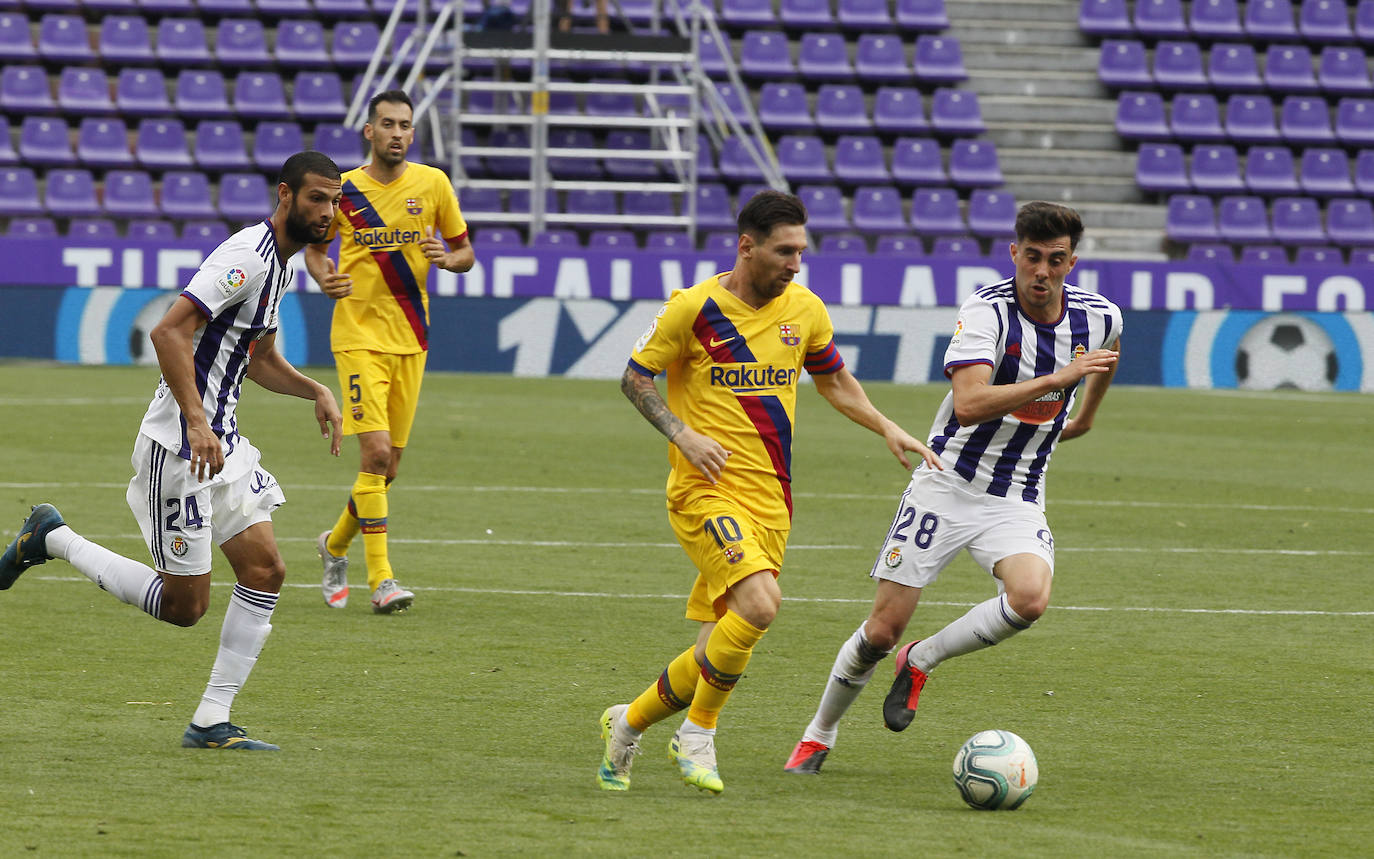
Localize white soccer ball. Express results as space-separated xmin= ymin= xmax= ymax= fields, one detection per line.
xmin=952 ymin=729 xmax=1039 ymax=810
xmin=1234 ymin=314 xmax=1338 ymax=392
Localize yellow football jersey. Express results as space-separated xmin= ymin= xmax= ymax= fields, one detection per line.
xmin=628 ymin=273 xmax=844 ymax=529
xmin=327 ymin=162 xmax=468 ymax=354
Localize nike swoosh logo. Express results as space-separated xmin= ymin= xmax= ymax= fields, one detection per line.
xmin=708 ymin=336 xmax=736 ymax=348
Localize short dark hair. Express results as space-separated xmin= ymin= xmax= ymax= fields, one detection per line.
xmin=279 ymin=151 xmax=341 ymax=192
xmin=367 ymin=89 xmax=413 ymax=123
xmin=1015 ymin=201 xmax=1084 ymax=251
xmin=738 ymin=189 xmax=807 ymax=239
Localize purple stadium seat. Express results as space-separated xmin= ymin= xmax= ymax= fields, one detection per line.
xmin=215 ymin=19 xmax=271 ymax=67
xmin=194 ymin=120 xmax=251 ymax=171
xmin=913 ymin=35 xmax=967 ymax=84
xmin=1357 ymin=0 xmax=1374 ymax=42
xmin=19 ymin=117 xmax=74 ymax=168
xmin=799 ymin=32 xmax=854 ymax=82
xmin=623 ymin=191 xmax=677 ymax=224
xmin=1136 ymin=143 xmax=1190 ymax=193
xmin=1294 ymin=246 xmax=1343 ymax=264
xmin=604 ymin=130 xmax=663 ymax=180
xmin=161 ymin=170 xmax=218 ymax=219
xmin=834 ymin=135 xmax=890 ymax=185
xmin=1190 ymin=144 xmax=1245 ymax=194
xmin=546 ymin=128 xmax=600 ymax=180
xmin=0 ymin=167 xmax=43 ymax=216
xmin=1280 ymin=95 xmax=1335 ymax=144
xmin=37 ymin=13 xmax=94 ymax=63
xmin=1 ymin=65 xmax=56 ymax=115
xmin=645 ymin=232 xmax=692 ymax=251
xmin=820 ymin=233 xmax=868 ymax=253
xmin=855 ymin=34 xmax=912 ymax=84
xmin=708 ymin=82 xmax=751 ymax=124
xmin=967 ymin=189 xmax=1016 ymax=239
xmin=948 ymin=139 xmax=1003 ymax=188
xmin=1270 ymin=196 xmax=1327 ymax=243
xmin=528 ymin=230 xmax=579 ymax=249
xmin=43 ymin=168 xmax=99 ymax=218
xmin=136 ymin=118 xmax=193 ymax=169
xmin=719 ymin=137 xmax=769 ymax=183
xmin=589 ymin=230 xmax=639 ymax=250
xmin=7 ymin=218 xmax=58 ymax=239
xmin=195 ymin=0 xmax=254 ymax=12
xmin=69 ymin=218 xmax=119 ymax=240
xmin=740 ymin=30 xmax=795 ymax=79
xmin=695 ymin=183 xmax=737 ymax=232
xmin=1171 ymin=93 xmax=1226 ymax=142
xmin=117 ymin=68 xmax=172 ymax=116
xmin=0 ymin=12 xmax=35 ymax=62
xmin=218 ymin=172 xmax=271 ymax=223
xmin=1245 ymin=0 xmax=1299 ymax=40
xmin=1318 ymin=47 xmax=1372 ymax=94
xmin=1225 ymin=94 xmax=1280 ymax=143
xmin=1245 ymin=146 xmax=1300 ymax=194
xmin=0 ymin=118 xmax=15 ymax=165
xmin=721 ymin=0 xmax=776 ymax=29
xmin=873 ymin=234 xmax=921 ymax=254
xmin=58 ymin=67 xmax=116 ymax=115
xmin=315 ymin=123 xmax=364 ymax=171
xmin=566 ymin=189 xmax=620 ymax=227
xmin=1336 ymin=98 xmax=1374 ymax=146
xmin=182 ymin=220 xmax=231 ymax=243
xmin=1299 ymin=147 xmax=1354 ymax=196
xmin=776 ymin=135 xmax=832 ymax=184
xmin=874 ymin=87 xmax=929 ymax=135
xmin=931 ymin=235 xmax=981 ymax=256
xmin=332 ymin=21 xmax=381 ymax=69
xmin=796 ymin=185 xmax=850 ymax=232
xmin=252 ymin=122 xmax=304 ymax=173
xmin=456 ymin=187 xmax=501 ymax=215
xmin=1134 ymin=0 xmax=1188 ymax=37
xmin=1098 ymin=40 xmax=1152 ymax=89
xmin=485 ymin=127 xmax=530 ymax=179
xmin=891 ymin=137 xmax=946 ymax=186
xmin=586 ymin=83 xmax=638 ymax=117
xmin=1300 ymin=0 xmax=1354 ymax=42
xmin=1207 ymin=43 xmax=1264 ymax=92
xmin=1326 ymin=198 xmax=1374 ymax=245
xmin=1264 ymin=44 xmax=1319 ymax=93
xmin=838 ymin=0 xmax=893 ymax=29
xmin=77 ymin=118 xmax=135 ymax=169
xmin=275 ymin=19 xmax=330 ymax=68
xmin=1190 ymin=0 xmax=1244 ymax=38
xmin=156 ymin=18 xmax=212 ymax=66
xmin=696 ymin=135 xmax=720 ymax=182
xmin=1079 ymin=0 xmax=1133 ymax=36
xmin=1115 ymin=91 xmax=1170 ymax=141
xmin=1188 ymin=242 xmax=1235 ymax=261
xmin=314 ymin=0 xmax=370 ymax=13
xmin=139 ymin=0 xmax=198 ymax=12
xmin=1217 ymin=194 xmax=1273 ymax=242
xmin=256 ymin=0 xmax=313 ymax=15
xmin=175 ymin=69 xmax=232 ymax=118
xmin=703 ymin=231 xmax=738 ymax=253
xmin=896 ymin=0 xmax=948 ymax=30
xmin=815 ymin=84 xmax=871 ymax=133
xmin=475 ymin=227 xmax=524 ymax=247
xmin=698 ymin=35 xmax=731 ymax=80
xmin=99 ymin=15 xmax=153 ymax=64
xmin=1239 ymin=244 xmax=1287 ymax=263
xmin=294 ymin=72 xmax=348 ymax=122
xmin=1165 ymin=194 xmax=1219 ymax=242
xmin=929 ymin=88 xmax=986 ymax=135
xmin=781 ymin=0 xmax=835 ymax=29
xmin=910 ymin=187 xmax=965 ymax=235
xmin=104 ymin=170 xmax=160 ymax=218
xmin=234 ymin=72 xmax=291 ymax=120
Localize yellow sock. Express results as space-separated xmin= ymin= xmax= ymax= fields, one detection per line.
xmin=626 ymin=646 xmax=698 ymax=732
xmin=326 ymin=496 xmax=361 ymax=558
xmin=350 ymin=472 xmax=390 ymax=590
xmin=686 ymin=611 xmax=766 ymax=731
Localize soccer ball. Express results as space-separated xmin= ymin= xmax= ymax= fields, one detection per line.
xmin=952 ymin=730 xmax=1038 ymax=810
xmin=1234 ymin=314 xmax=1338 ymax=392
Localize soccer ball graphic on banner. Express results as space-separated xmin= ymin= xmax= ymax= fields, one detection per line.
xmin=1234 ymin=314 xmax=1338 ymax=392
xmin=952 ymin=730 xmax=1038 ymax=810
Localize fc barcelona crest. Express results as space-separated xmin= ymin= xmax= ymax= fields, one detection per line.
xmin=406 ymin=198 xmax=423 ymax=215
xmin=779 ymin=324 xmax=800 ymax=346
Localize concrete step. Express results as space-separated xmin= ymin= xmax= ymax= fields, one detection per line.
xmin=944 ymin=0 xmax=1080 ymax=25
xmin=998 ymin=147 xmax=1136 ymax=178
xmin=1077 ymin=228 xmax=1170 ymax=260
xmin=967 ymin=70 xmax=1107 ymax=99
xmin=1003 ymin=175 xmax=1144 ymax=205
xmin=986 ymin=121 xmax=1124 ymax=151
xmin=948 ymin=21 xmax=1090 ymax=49
xmin=960 ymin=45 xmax=1101 ymax=74
xmin=977 ymin=94 xmax=1117 ymax=125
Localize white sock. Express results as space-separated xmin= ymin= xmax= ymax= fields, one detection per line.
xmin=614 ymin=712 xmax=643 ymax=740
xmin=191 ymin=583 xmax=278 ymax=728
xmin=804 ymin=624 xmax=889 ymax=747
xmin=678 ymin=717 xmax=715 ymax=737
xmin=909 ymin=593 xmax=1031 ymax=673
xmin=47 ymin=526 xmax=164 ymax=619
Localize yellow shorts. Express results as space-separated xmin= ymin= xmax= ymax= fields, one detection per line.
xmin=669 ymin=496 xmax=788 ymax=623
xmin=334 ymin=350 xmax=428 ymax=447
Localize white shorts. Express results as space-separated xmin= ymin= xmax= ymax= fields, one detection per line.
xmin=125 ymin=433 xmax=286 ymax=575
xmin=870 ymin=467 xmax=1055 ymax=589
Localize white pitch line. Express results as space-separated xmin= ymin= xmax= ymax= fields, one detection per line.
xmin=21 ymin=575 xmax=1374 ymax=617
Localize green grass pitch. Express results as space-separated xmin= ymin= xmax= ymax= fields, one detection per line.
xmin=0 ymin=363 xmax=1370 ymax=857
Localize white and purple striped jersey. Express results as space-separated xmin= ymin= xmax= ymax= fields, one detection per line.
xmin=137 ymin=221 xmax=292 ymax=479
xmin=927 ymin=277 xmax=1124 ymax=508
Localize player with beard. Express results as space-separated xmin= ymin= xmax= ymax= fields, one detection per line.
xmin=595 ymin=190 xmax=941 ymax=793
xmin=305 ymin=90 xmax=474 ymax=615
xmin=0 ymin=151 xmax=345 ymax=750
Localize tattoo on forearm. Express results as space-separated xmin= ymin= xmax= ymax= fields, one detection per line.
xmin=622 ymin=371 xmax=685 ymax=441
